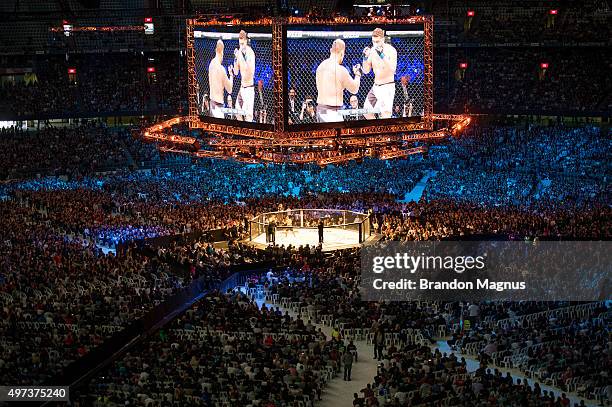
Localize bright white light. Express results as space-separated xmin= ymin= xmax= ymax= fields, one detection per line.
xmin=194 ymin=31 xmax=272 ymax=39
xmin=0 ymin=121 xmax=27 ymax=129
xmin=287 ymin=30 xmax=423 ymax=39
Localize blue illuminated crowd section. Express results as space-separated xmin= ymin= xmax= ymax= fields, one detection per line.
xmin=194 ymin=27 xmax=273 ymax=125
xmin=286 ymin=25 xmax=425 ymax=125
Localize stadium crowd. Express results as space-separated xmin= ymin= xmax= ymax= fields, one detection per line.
xmin=0 ymin=122 xmax=131 ymax=179
xmin=0 ymin=1 xmax=609 ymax=405
xmin=0 ymin=126 xmax=608 ymax=404
xmin=448 ymin=302 xmax=611 ymax=402
xmin=430 ymin=0 xmax=610 ymax=44
xmin=0 ymin=53 xmax=186 ymax=118
xmin=0 ymin=201 xmax=183 ymax=385
xmin=0 ymin=47 xmax=610 ymax=119
xmin=70 ymin=238 xmax=608 ymax=405
xmin=435 ymin=49 xmax=612 ymax=115
xmin=85 ymin=291 xmax=335 ymax=406
xmin=0 ymin=122 xmax=608 ymax=247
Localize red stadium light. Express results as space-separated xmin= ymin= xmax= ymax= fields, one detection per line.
xmin=467 ymin=10 xmax=475 ymax=17
xmin=147 ymin=67 xmax=156 ymax=73
xmin=549 ymin=9 xmax=558 ymax=15
xmin=67 ymin=68 xmax=76 ymax=74
xmin=459 ymin=62 xmax=468 ymax=69
xmin=540 ymin=62 xmax=549 ymax=69
xmin=144 ymin=17 xmax=153 ymax=23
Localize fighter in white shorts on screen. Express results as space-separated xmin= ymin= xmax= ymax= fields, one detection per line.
xmin=208 ymin=39 xmax=234 ymax=118
xmin=315 ymin=39 xmax=362 ymax=123
xmin=362 ymin=28 xmax=398 ymax=119
xmin=232 ymin=30 xmax=256 ymax=122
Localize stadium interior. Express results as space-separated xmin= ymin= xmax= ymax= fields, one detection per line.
xmin=0 ymin=0 xmax=610 ymax=406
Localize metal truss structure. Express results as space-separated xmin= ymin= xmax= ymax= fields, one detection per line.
xmin=379 ymin=147 xmax=427 ymax=160
xmin=186 ymin=23 xmax=198 ymax=128
xmin=340 ymin=121 xmax=430 ymax=136
xmin=140 ymin=15 xmax=470 ymax=165
xmin=423 ymin=15 xmax=434 ymax=126
xmin=50 ymin=25 xmax=145 ymax=33
xmin=272 ymin=19 xmax=285 ymax=134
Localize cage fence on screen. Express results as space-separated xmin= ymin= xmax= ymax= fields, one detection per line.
xmin=286 ymin=28 xmax=425 ymax=125
xmin=195 ymin=30 xmax=274 ymax=124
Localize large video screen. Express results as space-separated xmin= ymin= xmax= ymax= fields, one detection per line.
xmin=287 ymin=25 xmax=424 ymax=125
xmin=194 ymin=27 xmax=273 ymax=125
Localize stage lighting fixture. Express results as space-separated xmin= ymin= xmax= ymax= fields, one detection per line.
xmin=540 ymin=62 xmax=549 ymax=69
xmin=459 ymin=62 xmax=468 ymax=69
xmin=67 ymin=68 xmax=77 ymax=74
xmin=147 ymin=67 xmax=156 ymax=73
xmin=467 ymin=10 xmax=475 ymax=17
xmin=549 ymin=9 xmax=558 ymax=15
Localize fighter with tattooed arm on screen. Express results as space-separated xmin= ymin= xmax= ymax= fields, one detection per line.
xmin=315 ymin=39 xmax=362 ymax=122
xmin=208 ymin=39 xmax=234 ymax=118
xmin=362 ymin=28 xmax=397 ymax=119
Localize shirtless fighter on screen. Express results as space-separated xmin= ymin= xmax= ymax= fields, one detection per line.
xmin=362 ymin=28 xmax=398 ymax=119
xmin=315 ymin=39 xmax=362 ymax=123
xmin=208 ymin=39 xmax=234 ymax=118
xmin=232 ymin=30 xmax=256 ymax=121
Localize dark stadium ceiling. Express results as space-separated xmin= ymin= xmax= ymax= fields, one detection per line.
xmin=2 ymin=0 xmax=343 ymax=14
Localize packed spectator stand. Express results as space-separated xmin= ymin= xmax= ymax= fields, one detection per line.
xmin=0 ymin=0 xmax=610 ymax=119
xmin=0 ymin=119 xmax=609 ymax=405
xmin=0 ymin=1 xmax=610 ymax=406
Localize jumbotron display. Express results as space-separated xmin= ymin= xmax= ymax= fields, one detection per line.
xmin=194 ymin=27 xmax=274 ymax=125
xmin=286 ymin=25 xmax=425 ymax=125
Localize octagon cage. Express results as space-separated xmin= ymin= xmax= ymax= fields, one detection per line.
xmin=248 ymin=209 xmax=371 ymax=251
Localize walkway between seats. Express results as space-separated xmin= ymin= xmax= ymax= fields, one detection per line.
xmin=255 ymin=295 xmax=379 ymax=407
xmin=399 ymin=170 xmax=437 ymax=203
xmin=318 ymin=335 xmax=379 ymax=407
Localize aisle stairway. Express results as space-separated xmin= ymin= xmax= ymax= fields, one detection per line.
xmin=399 ymin=170 xmax=437 ymax=203
xmin=251 ymin=289 xmax=379 ymax=407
